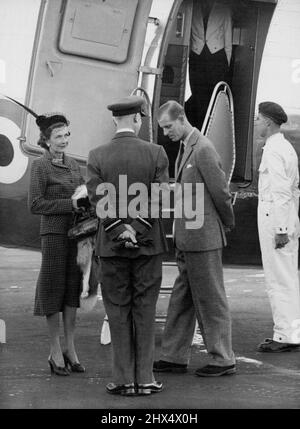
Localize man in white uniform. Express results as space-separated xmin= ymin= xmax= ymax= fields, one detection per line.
xmin=256 ymin=101 xmax=300 ymax=352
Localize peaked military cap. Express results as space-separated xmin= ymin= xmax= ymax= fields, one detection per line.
xmin=107 ymin=95 xmax=147 ymax=117
xmin=259 ymin=102 xmax=288 ymax=126
xmin=36 ymin=113 xmax=70 ymax=133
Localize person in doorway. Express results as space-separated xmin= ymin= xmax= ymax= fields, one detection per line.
xmin=28 ymin=113 xmax=88 ymax=375
xmin=186 ymin=0 xmax=232 ymax=129
xmin=86 ymin=95 xmax=169 ymax=395
xmin=154 ymin=100 xmax=236 ymax=376
xmin=256 ymin=101 xmax=300 ymax=352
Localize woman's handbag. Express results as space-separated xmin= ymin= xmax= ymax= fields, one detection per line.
xmin=68 ymin=209 xmax=98 ymax=240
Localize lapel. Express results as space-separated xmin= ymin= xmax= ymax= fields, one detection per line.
xmin=62 ymin=154 xmax=73 ymax=170
xmin=44 ymin=150 xmax=71 ymax=170
xmin=193 ymin=3 xmax=205 ymax=38
xmin=175 ymin=130 xmax=198 ymax=181
xmin=206 ymin=2 xmax=224 ymax=40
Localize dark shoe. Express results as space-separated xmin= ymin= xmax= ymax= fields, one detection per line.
xmin=257 ymin=338 xmax=300 ymax=353
xmin=195 ymin=364 xmax=236 ymax=377
xmin=63 ymin=352 xmax=85 ymax=373
xmin=153 ymin=360 xmax=187 ymax=373
xmin=106 ymin=382 xmax=136 ymax=396
xmin=137 ymin=381 xmax=163 ymax=395
xmin=48 ymin=357 xmax=70 ymax=376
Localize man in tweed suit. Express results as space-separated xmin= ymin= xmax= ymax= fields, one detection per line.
xmin=87 ymin=96 xmax=169 ymax=395
xmin=154 ymin=100 xmax=236 ymax=377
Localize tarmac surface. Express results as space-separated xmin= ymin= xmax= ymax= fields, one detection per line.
xmin=1 ymin=246 xmax=300 ymax=410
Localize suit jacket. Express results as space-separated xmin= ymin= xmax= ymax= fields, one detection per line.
xmin=190 ymin=0 xmax=232 ymax=65
xmin=28 ymin=150 xmax=83 ymax=235
xmin=86 ymin=131 xmax=169 ymax=258
xmin=174 ymin=128 xmax=234 ymax=251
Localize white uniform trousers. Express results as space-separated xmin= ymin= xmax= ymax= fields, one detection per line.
xmin=258 ymin=201 xmax=300 ymax=344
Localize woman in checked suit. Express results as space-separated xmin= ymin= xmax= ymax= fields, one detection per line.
xmin=28 ymin=113 xmax=89 ymax=375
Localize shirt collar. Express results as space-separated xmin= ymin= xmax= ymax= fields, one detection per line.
xmin=44 ymin=149 xmax=71 ymax=168
xmin=182 ymin=128 xmax=196 ymax=147
xmin=116 ymin=128 xmax=135 ymax=134
xmin=265 ymin=132 xmax=283 ymax=147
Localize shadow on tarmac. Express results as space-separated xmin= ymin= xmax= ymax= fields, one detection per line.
xmin=1 ymin=247 xmax=300 ymax=410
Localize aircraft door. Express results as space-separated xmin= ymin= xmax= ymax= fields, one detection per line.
xmin=230 ymin=3 xmax=258 ymax=182
xmin=24 ymin=0 xmax=153 ymax=160
xmin=202 ymin=82 xmax=235 ymax=184
xmin=155 ymin=0 xmax=193 ymax=179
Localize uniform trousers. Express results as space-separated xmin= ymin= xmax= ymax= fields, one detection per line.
xmin=160 ymin=248 xmax=235 ymax=366
xmin=186 ymin=46 xmax=229 ymax=130
xmin=258 ymin=201 xmax=300 ymax=344
xmin=100 ymin=254 xmax=163 ymax=384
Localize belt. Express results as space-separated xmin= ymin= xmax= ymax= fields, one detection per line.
xmin=259 ymin=197 xmax=273 ymax=202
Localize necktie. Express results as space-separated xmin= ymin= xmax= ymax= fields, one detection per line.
xmin=177 ymin=141 xmax=185 ymax=169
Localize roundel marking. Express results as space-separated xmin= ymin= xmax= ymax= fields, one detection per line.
xmin=0 ymin=117 xmax=28 ymax=184
xmin=0 ymin=134 xmax=14 ymax=166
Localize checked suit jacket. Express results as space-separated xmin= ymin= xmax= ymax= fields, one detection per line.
xmin=28 ymin=150 xmax=84 ymax=235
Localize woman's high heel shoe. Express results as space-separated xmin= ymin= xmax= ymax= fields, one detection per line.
xmin=63 ymin=352 xmax=85 ymax=373
xmin=48 ymin=356 xmax=70 ymax=376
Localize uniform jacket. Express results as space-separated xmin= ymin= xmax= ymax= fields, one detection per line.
xmin=190 ymin=0 xmax=232 ymax=65
xmin=28 ymin=150 xmax=83 ymax=235
xmin=87 ymin=131 xmax=169 ymax=258
xmin=174 ymin=128 xmax=234 ymax=251
xmin=258 ymin=132 xmax=300 ymax=236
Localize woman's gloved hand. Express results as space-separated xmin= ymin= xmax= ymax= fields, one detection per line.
xmin=77 ymin=196 xmax=91 ymax=209
xmin=72 ymin=196 xmax=90 ymax=210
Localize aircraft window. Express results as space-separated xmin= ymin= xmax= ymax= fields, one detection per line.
xmin=59 ymin=0 xmax=138 ymax=63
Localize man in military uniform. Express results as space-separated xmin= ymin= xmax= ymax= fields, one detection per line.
xmin=256 ymin=101 xmax=300 ymax=352
xmin=87 ymin=96 xmax=169 ymax=395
